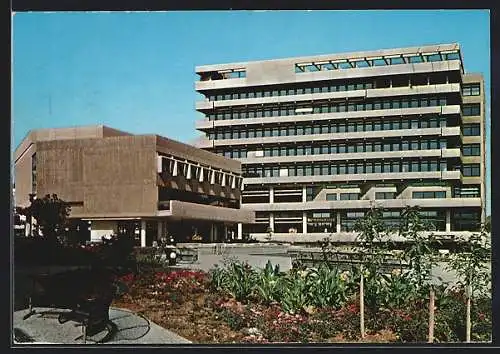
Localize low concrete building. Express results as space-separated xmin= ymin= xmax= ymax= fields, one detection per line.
xmin=13 ymin=125 xmax=255 ymax=245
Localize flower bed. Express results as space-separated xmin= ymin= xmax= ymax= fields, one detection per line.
xmin=111 ymin=261 xmax=491 ymax=343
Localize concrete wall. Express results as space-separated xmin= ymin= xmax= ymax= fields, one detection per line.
xmin=13 ymin=144 xmax=35 ymax=207
xmin=462 ymin=73 xmax=487 ymax=221
xmin=34 ymin=135 xmax=158 ymax=218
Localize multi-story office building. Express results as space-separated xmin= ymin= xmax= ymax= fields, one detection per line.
xmin=14 ymin=125 xmax=254 ymax=245
xmin=194 ymin=43 xmax=486 ymax=242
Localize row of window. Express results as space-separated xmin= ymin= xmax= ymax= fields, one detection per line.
xmin=453 ymin=185 xmax=480 ymax=198
xmin=325 ymin=193 xmax=361 ymax=201
xmin=462 ymin=83 xmax=481 ymax=96
xmin=206 ymin=96 xmax=450 ymax=121
xmin=294 ymin=51 xmax=460 ymax=73
xmin=242 ymin=159 xmax=450 ymax=178
xmin=247 ymin=209 xmax=481 ymax=233
xmin=209 ymin=116 xmax=449 ymax=140
xmin=243 ymin=161 xmax=480 ymax=178
xmin=462 ymin=104 xmax=481 ymax=116
xmin=204 ymin=74 xmax=454 ymax=102
xmin=218 ymin=138 xmax=449 ymax=159
xmin=200 ymin=69 xmax=246 ymax=81
xmin=412 ymin=191 xmax=447 ymax=199
xmin=206 ymin=82 xmax=374 ymax=101
xmin=375 ymin=192 xmax=396 ymax=200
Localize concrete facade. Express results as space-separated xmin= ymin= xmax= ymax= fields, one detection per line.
xmin=194 ymin=43 xmax=486 ymax=239
xmin=14 ymin=125 xmax=255 ymax=244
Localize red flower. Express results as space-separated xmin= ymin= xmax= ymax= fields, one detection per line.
xmin=478 ymin=313 xmax=486 ymax=321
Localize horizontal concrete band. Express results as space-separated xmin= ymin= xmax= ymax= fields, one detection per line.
xmin=243 ymin=197 xmax=481 ymax=211
xmin=157 ymin=200 xmax=255 ymax=224
xmin=197 ymin=127 xmax=461 ymax=148
xmin=196 ymin=83 xmax=461 ymax=110
xmin=75 ymin=201 xmax=254 ymax=224
xmin=239 ymin=148 xmax=460 ymax=164
xmin=195 ymin=106 xmax=461 ymax=130
xmin=243 ymin=170 xmax=462 ymax=185
xmin=251 ymin=230 xmax=481 ymax=243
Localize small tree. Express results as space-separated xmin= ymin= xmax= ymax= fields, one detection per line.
xmin=19 ymin=194 xmax=71 ymax=242
xmin=446 ymin=226 xmax=491 ymax=342
xmin=398 ymin=206 xmax=440 ymax=291
xmin=354 ymin=207 xmax=391 ymax=310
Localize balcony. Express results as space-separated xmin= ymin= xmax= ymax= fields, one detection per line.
xmin=196 ymin=83 xmax=461 ymax=111
xmin=195 ymin=105 xmax=461 ymax=130
xmin=243 ymin=171 xmax=443 ymax=185
xmin=243 ymin=197 xmax=481 ymax=211
xmin=240 ymin=148 xmax=461 ymax=165
xmin=204 ymin=127 xmax=460 ymax=148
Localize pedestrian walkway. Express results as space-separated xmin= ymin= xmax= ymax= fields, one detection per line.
xmin=13 ymin=307 xmax=192 ymax=345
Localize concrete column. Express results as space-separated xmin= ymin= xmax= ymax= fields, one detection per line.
xmin=302 ymin=186 xmax=307 ymax=202
xmin=223 ymin=224 xmax=228 ymax=242
xmin=237 ymin=223 xmax=243 ymax=240
xmin=25 ymin=217 xmax=31 ymax=237
xmin=269 ymin=186 xmax=274 ymax=204
xmin=446 ymin=210 xmax=451 ymax=232
xmin=269 ymin=213 xmax=274 ymax=232
xmin=302 ymin=212 xmax=307 ymax=234
xmin=157 ymin=220 xmax=163 ymax=240
xmin=210 ymin=224 xmax=218 ymax=242
xmin=140 ymin=220 xmax=146 ymax=247
xmin=336 ymin=213 xmax=341 ymax=233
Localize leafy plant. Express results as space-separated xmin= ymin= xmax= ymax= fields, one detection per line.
xmin=280 ymin=270 xmax=311 ymax=314
xmin=254 ymin=260 xmax=282 ymax=304
xmin=445 ymin=226 xmax=491 ymax=341
xmin=307 ymin=263 xmax=349 ymax=309
xmin=224 ymin=261 xmax=256 ymax=301
xmin=18 ymin=193 xmax=71 ymax=241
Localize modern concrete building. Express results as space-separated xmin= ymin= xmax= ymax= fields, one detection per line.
xmin=193 ymin=43 xmax=486 ymax=242
xmin=14 ymin=125 xmax=254 ymax=245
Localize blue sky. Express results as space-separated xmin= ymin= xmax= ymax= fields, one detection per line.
xmin=12 ymin=10 xmax=490 ymax=214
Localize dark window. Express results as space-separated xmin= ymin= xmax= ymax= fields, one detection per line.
xmin=408 ymin=55 xmax=424 ymax=63
xmin=462 ymin=83 xmax=480 ymax=96
xmin=375 ymin=192 xmax=395 ymax=200
xmin=426 ymin=53 xmax=442 ymax=62
xmin=340 ymin=193 xmax=359 ymax=200
xmin=326 ymin=193 xmax=337 ymax=201
xmin=390 ymin=57 xmax=405 ymax=65
xmin=445 ymin=52 xmax=460 ymax=60
xmin=452 ymin=210 xmax=481 ymax=231
xmin=462 ymin=124 xmax=481 ymax=136
xmin=413 ymin=191 xmax=446 ymax=199
xmin=462 ymin=144 xmax=481 ymax=156
xmin=463 ymin=164 xmax=481 ymax=177
xmin=463 ymin=104 xmax=481 ymax=116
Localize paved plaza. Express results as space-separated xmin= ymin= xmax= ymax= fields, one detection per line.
xmin=13 ymin=307 xmax=191 ymax=345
